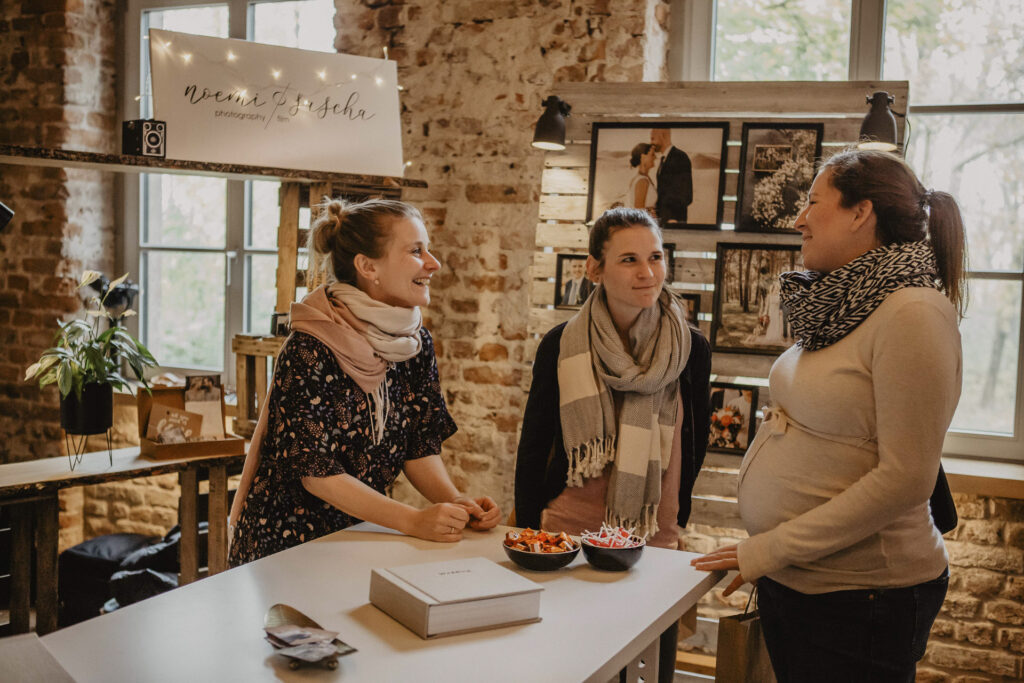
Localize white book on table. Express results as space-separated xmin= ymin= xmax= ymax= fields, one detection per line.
xmin=369 ymin=556 xmax=543 ymax=639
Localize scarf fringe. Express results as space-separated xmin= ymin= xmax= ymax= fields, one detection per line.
xmin=606 ymin=505 xmax=660 ymax=542
xmin=566 ymin=436 xmax=616 ymax=487
xmin=365 ymin=368 xmax=391 ymax=446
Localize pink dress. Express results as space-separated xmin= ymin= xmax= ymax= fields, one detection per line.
xmin=541 ymin=398 xmax=684 ymax=549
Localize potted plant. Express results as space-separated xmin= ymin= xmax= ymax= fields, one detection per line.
xmin=25 ymin=271 xmax=158 ymax=439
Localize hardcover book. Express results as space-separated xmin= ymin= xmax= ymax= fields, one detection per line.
xmin=369 ymin=557 xmax=543 ymax=639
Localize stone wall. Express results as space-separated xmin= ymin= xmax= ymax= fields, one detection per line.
xmin=0 ymin=0 xmax=119 ymax=549
xmin=918 ymin=494 xmax=1024 ymax=681
xmin=333 ymin=0 xmax=670 ymax=510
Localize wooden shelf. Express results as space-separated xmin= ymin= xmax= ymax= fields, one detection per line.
xmin=0 ymin=144 xmax=426 ymax=190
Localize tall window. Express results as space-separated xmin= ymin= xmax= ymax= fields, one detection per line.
xmin=673 ymin=0 xmax=1024 ymax=460
xmin=123 ymin=0 xmax=334 ymax=378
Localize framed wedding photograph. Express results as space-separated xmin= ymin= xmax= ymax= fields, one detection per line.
xmin=735 ymin=122 xmax=824 ymax=233
xmin=663 ymin=242 xmax=676 ymax=284
xmin=586 ymin=121 xmax=729 ymax=230
xmin=554 ymin=254 xmax=592 ymax=309
xmin=708 ymin=382 xmax=760 ymax=455
xmin=677 ymin=292 xmax=700 ymax=325
xmin=711 ymin=243 xmax=803 ymax=355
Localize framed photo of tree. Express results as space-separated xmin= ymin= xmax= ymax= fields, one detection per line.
xmin=711 ymin=243 xmax=803 ymax=355
xmin=734 ymin=122 xmax=824 ymax=233
xmin=708 ymin=381 xmax=760 ymax=455
xmin=586 ymin=121 xmax=729 ymax=230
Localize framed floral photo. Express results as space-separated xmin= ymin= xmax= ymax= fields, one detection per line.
xmin=586 ymin=121 xmax=729 ymax=230
xmin=711 ymin=243 xmax=803 ymax=355
xmin=708 ymin=382 xmax=759 ymax=455
xmin=735 ymin=123 xmax=823 ymax=233
xmin=554 ymin=254 xmax=593 ymax=309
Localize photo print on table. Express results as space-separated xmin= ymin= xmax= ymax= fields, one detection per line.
xmin=586 ymin=121 xmax=729 ymax=230
xmin=735 ymin=122 xmax=824 ymax=233
xmin=184 ymin=374 xmax=225 ymax=440
xmin=554 ymin=254 xmax=593 ymax=309
xmin=708 ymin=381 xmax=760 ymax=455
xmin=711 ymin=243 xmax=803 ymax=355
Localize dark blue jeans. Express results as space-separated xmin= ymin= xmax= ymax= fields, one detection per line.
xmin=757 ymin=569 xmax=948 ymax=683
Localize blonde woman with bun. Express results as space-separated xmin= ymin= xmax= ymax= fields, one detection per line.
xmin=228 ymin=199 xmax=500 ymax=565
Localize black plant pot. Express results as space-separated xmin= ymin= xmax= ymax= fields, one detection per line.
xmin=60 ymin=383 xmax=113 ymax=435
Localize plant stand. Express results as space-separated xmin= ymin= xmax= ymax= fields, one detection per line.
xmin=63 ymin=429 xmax=113 ymax=471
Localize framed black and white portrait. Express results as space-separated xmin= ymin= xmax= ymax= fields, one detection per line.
xmin=711 ymin=243 xmax=803 ymax=355
xmin=586 ymin=121 xmax=729 ymax=230
xmin=554 ymin=254 xmax=592 ymax=309
xmin=735 ymin=122 xmax=824 ymax=233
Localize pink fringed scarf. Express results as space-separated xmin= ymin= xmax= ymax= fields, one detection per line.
xmin=229 ymin=283 xmax=422 ymax=530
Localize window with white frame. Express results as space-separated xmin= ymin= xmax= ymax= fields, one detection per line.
xmin=122 ymin=0 xmax=335 ymax=383
xmin=671 ymin=0 xmax=1024 ymax=460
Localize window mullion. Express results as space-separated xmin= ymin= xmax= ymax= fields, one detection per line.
xmin=670 ymin=0 xmax=715 ymax=81
xmin=849 ymin=0 xmax=886 ymax=80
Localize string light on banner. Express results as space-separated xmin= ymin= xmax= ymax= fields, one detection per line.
xmin=146 ymin=28 xmax=404 ymax=174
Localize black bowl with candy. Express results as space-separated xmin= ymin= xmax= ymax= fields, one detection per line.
xmin=502 ymin=529 xmax=580 ymax=572
xmin=580 ymin=525 xmax=645 ymax=572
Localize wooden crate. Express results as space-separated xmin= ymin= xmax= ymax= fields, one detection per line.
xmin=231 ymin=335 xmax=286 ymax=438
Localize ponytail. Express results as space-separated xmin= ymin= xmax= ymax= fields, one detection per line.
xmin=305 ymin=197 xmax=423 ymax=289
xmin=926 ymin=191 xmax=968 ymax=318
xmin=823 ymin=149 xmax=969 ymax=318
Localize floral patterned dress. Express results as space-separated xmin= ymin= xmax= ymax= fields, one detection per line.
xmin=228 ymin=329 xmax=456 ymax=566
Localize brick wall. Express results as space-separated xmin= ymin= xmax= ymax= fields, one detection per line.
xmin=0 ymin=0 xmax=120 ymax=549
xmin=333 ymin=0 xmax=670 ymax=511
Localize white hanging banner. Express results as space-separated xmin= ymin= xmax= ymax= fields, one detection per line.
xmin=148 ymin=29 xmax=404 ymax=177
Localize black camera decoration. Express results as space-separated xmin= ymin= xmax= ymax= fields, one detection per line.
xmin=122 ymin=119 xmax=167 ymax=158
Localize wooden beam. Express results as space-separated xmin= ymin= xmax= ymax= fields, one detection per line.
xmin=0 ymin=144 xmax=426 ymax=188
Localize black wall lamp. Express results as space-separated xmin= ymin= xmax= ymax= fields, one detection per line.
xmin=858 ymin=91 xmax=899 ymax=152
xmin=532 ymin=95 xmax=571 ymax=151
xmin=0 ymin=200 xmax=13 ymax=232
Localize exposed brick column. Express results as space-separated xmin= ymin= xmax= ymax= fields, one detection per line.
xmin=0 ymin=0 xmax=118 ymax=549
xmin=333 ymin=0 xmax=670 ymax=512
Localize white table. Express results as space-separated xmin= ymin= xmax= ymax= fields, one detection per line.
xmin=41 ymin=524 xmax=722 ymax=683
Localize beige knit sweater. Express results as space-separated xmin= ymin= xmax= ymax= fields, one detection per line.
xmin=736 ymin=287 xmax=961 ymax=594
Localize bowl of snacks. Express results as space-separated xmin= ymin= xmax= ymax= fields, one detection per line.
xmin=580 ymin=525 xmax=645 ymax=572
xmin=503 ymin=529 xmax=580 ymax=571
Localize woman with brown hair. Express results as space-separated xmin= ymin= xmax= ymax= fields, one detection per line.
xmin=693 ymin=149 xmax=967 ymax=682
xmin=515 ymin=207 xmax=712 ymax=682
xmin=228 ymin=198 xmax=500 ymax=566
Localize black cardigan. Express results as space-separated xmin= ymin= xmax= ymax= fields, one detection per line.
xmin=514 ymin=323 xmax=712 ymax=530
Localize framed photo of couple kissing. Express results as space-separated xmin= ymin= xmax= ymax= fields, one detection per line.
xmin=711 ymin=243 xmax=803 ymax=355
xmin=586 ymin=121 xmax=729 ymax=231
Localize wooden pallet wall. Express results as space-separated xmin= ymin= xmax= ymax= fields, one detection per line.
xmin=532 ymin=81 xmax=908 ymax=530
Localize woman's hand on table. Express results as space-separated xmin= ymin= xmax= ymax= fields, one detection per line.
xmin=452 ymin=495 xmax=502 ymax=530
xmin=691 ymin=543 xmax=749 ymax=596
xmin=406 ymin=502 xmax=471 ymax=542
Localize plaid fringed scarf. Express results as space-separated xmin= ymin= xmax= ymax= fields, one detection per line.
xmin=557 ymin=285 xmax=690 ymax=539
